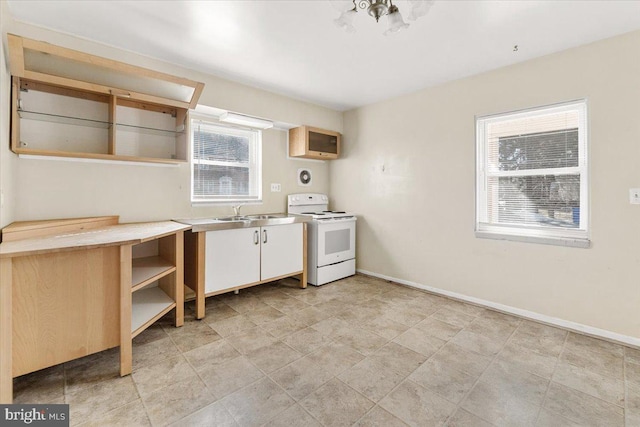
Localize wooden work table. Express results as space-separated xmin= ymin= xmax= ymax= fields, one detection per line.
xmin=0 ymin=217 xmax=189 ymax=403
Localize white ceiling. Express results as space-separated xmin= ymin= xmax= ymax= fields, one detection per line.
xmin=6 ymin=0 xmax=640 ymax=111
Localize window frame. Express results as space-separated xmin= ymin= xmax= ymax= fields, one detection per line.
xmin=190 ymin=114 xmax=263 ymax=205
xmin=475 ymin=100 xmax=590 ymax=248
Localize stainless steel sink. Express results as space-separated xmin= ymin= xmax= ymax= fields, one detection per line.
xmin=215 ymin=216 xmax=249 ymax=221
xmin=245 ymin=214 xmax=287 ymax=220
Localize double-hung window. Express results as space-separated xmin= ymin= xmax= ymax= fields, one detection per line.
xmin=191 ymin=116 xmax=262 ymax=204
xmin=476 ymin=100 xmax=589 ymax=247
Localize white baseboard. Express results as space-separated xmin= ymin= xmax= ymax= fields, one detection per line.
xmin=357 ymin=269 xmax=640 ymax=349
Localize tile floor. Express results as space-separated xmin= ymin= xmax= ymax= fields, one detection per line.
xmin=12 ymin=274 xmax=640 ymax=427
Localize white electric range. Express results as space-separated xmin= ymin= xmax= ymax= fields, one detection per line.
xmin=288 ymin=193 xmax=357 ymax=286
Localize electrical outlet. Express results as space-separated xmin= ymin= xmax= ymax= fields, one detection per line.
xmin=630 ymin=188 xmax=640 ymax=205
xmin=270 ymin=183 xmax=281 ymax=192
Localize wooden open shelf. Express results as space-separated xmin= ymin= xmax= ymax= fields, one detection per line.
xmin=131 ymin=287 xmax=176 ymax=337
xmin=131 ymin=256 xmax=176 ymax=292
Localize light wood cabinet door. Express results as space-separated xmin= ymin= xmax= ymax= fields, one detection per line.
xmin=260 ymin=223 xmax=303 ymax=281
xmin=204 ymin=227 xmax=261 ymax=293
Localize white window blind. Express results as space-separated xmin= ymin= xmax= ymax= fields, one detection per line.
xmin=191 ymin=118 xmax=262 ymax=203
xmin=476 ymin=100 xmax=589 ymax=247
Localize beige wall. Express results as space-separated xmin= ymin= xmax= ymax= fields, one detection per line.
xmin=331 ymin=30 xmax=640 ymax=339
xmin=0 ymin=12 xmax=341 ymax=224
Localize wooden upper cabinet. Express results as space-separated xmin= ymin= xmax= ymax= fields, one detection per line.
xmin=7 ymin=34 xmax=205 ymax=164
xmin=289 ymin=126 xmax=341 ymax=160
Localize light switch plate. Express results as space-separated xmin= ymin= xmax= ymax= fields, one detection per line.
xmin=270 ymin=183 xmax=281 ymax=192
xmin=630 ymin=188 xmax=640 ymax=204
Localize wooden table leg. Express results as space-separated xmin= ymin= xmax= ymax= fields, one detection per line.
xmin=195 ymin=232 xmax=205 ymax=319
xmin=0 ymin=258 xmax=13 ymax=403
xmin=119 ymin=245 xmax=132 ymax=376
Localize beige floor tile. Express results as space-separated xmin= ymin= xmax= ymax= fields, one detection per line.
xmin=338 ymin=327 xmax=389 ymax=356
xmin=552 ymin=361 xmax=624 ymax=405
xmin=465 ymin=316 xmax=517 ymax=341
xmin=199 ymin=356 xmax=264 ymax=399
xmin=165 ymin=320 xmax=222 ymax=353
xmin=135 ymin=324 xmax=170 ymax=345
xmin=339 ymin=358 xmax=406 ymax=402
xmin=142 ymin=377 xmax=216 ymax=427
xmin=450 ymin=329 xmax=506 ymax=357
xmin=65 ymin=375 xmax=139 ymax=425
xmin=382 ymin=307 xmax=427 ymax=327
xmin=264 ymin=296 xmax=310 ymax=314
xmin=310 ymin=317 xmax=353 ymax=340
xmin=286 ymin=306 xmax=331 ymax=326
xmin=626 ymin=386 xmax=640 ymax=427
xmin=445 ymin=409 xmax=493 ymax=427
xmin=409 ymin=358 xmax=477 ymax=404
xmin=132 ymin=354 xmax=200 ymax=399
xmin=281 ymin=327 xmax=334 ymax=354
xmin=535 ymin=408 xmax=583 ymax=426
xmin=270 ymin=356 xmax=334 ymax=400
xmin=203 ymin=303 xmax=240 ymax=323
xmin=544 ymin=383 xmax=624 ymax=426
xmin=497 ymin=341 xmax=559 ymax=379
xmin=361 ymin=316 xmax=410 ymax=340
xmin=368 ymin=342 xmax=427 ymax=376
xmin=430 ymin=342 xmax=493 ymax=377
xmin=245 ymin=341 xmax=302 ymax=373
xmin=260 ymin=315 xmax=306 ymax=338
xmin=461 ymin=381 xmax=540 ymax=427
xmin=263 ymin=404 xmax=321 ymax=427
xmin=565 ymin=332 xmax=624 ymax=357
xmin=393 ymin=328 xmax=446 ymax=357
xmin=413 ymin=317 xmax=462 ymax=341
xmin=183 ymin=339 xmax=241 ymax=370
xmin=208 ymin=315 xmax=257 ymax=337
xmin=480 ymin=310 xmax=521 ymax=327
xmin=13 ymin=365 xmax=64 ymax=404
xmin=224 ymin=296 xmax=271 ymax=314
xmin=221 ymin=377 xmax=295 ymax=427
xmin=304 ymin=341 xmax=365 ymax=376
xmin=627 ymin=360 xmax=640 ymax=389
xmin=353 ymin=406 xmax=408 ymax=426
xmin=431 ymin=307 xmax=476 ymax=328
xmin=226 ymin=327 xmax=278 ymax=355
xmin=444 ymin=300 xmax=486 ymax=317
xmin=312 ymin=298 xmax=353 ymax=317
xmin=481 ymin=360 xmax=549 ymax=406
xmin=560 ymin=344 xmax=624 ymax=379
xmin=626 ymin=347 xmax=640 ymax=365
xmin=244 ymin=305 xmax=285 ymax=325
xmin=168 ymin=400 xmax=237 ymax=427
xmin=509 ymin=328 xmax=566 ymax=358
xmin=300 ymin=379 xmax=374 ymax=426
xmin=77 ymin=399 xmax=150 ymax=427
xmin=64 ymin=348 xmax=121 ymax=395
xmin=380 ymin=380 xmax=456 ymax=427
xmin=132 ymin=336 xmax=180 ymax=371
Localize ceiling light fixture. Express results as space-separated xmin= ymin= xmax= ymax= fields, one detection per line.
xmin=219 ymin=112 xmax=274 ymax=129
xmin=332 ymin=0 xmax=434 ymax=35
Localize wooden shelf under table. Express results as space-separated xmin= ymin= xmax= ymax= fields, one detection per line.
xmin=131 ymin=287 xmax=175 ymax=337
xmin=131 ymin=256 xmax=176 ymax=292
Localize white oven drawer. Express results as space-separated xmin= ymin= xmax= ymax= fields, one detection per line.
xmin=313 ymin=259 xmax=356 ymax=286
xmin=316 ymin=219 xmax=356 ymax=267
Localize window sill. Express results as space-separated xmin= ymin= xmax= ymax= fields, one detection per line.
xmin=475 ymin=230 xmax=590 ymax=248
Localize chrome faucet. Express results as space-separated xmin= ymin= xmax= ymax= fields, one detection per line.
xmin=232 ymin=205 xmax=243 ymax=216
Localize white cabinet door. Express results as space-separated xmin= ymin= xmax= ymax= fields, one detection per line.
xmin=205 ymin=227 xmax=260 ymax=294
xmin=260 ymin=223 xmax=303 ymax=282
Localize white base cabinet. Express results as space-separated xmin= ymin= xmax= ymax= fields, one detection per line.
xmin=189 ymin=222 xmax=306 ymax=319
xmin=204 ymin=227 xmax=261 ymax=294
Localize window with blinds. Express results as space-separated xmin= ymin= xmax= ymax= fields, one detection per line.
xmin=476 ymin=100 xmax=589 ymax=247
xmin=191 ymin=117 xmax=262 ymax=203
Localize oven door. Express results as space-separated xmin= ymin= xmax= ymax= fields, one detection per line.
xmin=316 ymin=218 xmax=356 ymax=267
